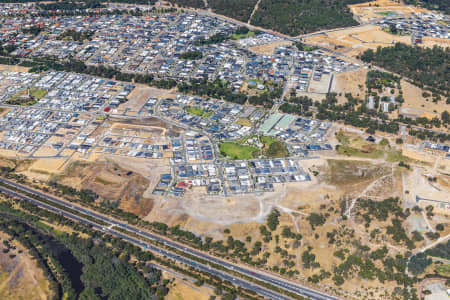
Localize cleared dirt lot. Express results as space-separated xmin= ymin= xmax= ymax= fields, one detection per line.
xmin=349 ymin=0 xmax=430 ymax=23
xmin=0 ymin=64 xmax=30 ymax=73
xmin=116 ymin=84 xmax=168 ymax=115
xmin=331 ymin=67 xmax=368 ymax=103
xmin=109 ymin=117 xmax=183 ymax=138
xmin=306 ymin=24 xmax=449 ymax=58
xmin=400 ymin=79 xmax=447 ymax=116
xmin=249 ymin=40 xmax=292 ymax=55
xmin=55 ymin=157 xmax=161 ymax=216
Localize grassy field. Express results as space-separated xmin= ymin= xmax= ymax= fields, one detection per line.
xmin=336 ymin=131 xmax=385 ymax=159
xmin=260 ymin=136 xmax=278 ymax=147
xmin=235 ymin=118 xmax=252 ymax=127
xmin=336 ymin=131 xmax=410 ymax=163
xmin=6 ymin=88 xmax=47 ymax=106
xmin=260 ymin=136 xmax=289 ymax=158
xmin=232 ymin=31 xmax=256 ymax=40
xmin=185 ymin=106 xmax=212 ymax=118
xmin=219 ymin=142 xmax=258 ymax=160
xmin=219 ymin=135 xmax=289 ymax=160
xmin=435 ymin=263 xmax=450 ymax=276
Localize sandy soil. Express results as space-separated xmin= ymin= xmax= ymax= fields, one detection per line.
xmin=331 ymin=68 xmax=368 ymax=103
xmin=421 ymin=37 xmax=450 ymax=49
xmin=308 ymin=74 xmax=332 ymax=94
xmin=109 ymin=117 xmax=183 ymax=138
xmin=109 ymin=122 xmax=168 ymax=139
xmin=306 ymin=34 xmax=354 ymax=52
xmin=307 ymin=24 xmax=448 ymax=58
xmin=56 ymin=157 xmax=159 ymax=216
xmin=400 ymin=79 xmax=447 ymax=116
xmin=19 ymin=157 xmax=68 ymax=181
xmin=164 ymin=271 xmax=212 ymax=300
xmin=0 ymin=64 xmax=30 ymax=73
xmin=116 ymin=85 xmax=168 ymax=115
xmin=349 ymin=0 xmax=431 ymax=23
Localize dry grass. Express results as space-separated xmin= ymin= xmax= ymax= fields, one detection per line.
xmin=164 ymin=272 xmax=211 ymax=300
xmin=0 ymin=232 xmax=50 ymax=300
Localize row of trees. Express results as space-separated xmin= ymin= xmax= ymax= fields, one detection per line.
xmin=57 ymin=29 xmax=95 ymax=42
xmin=178 ymin=79 xmax=247 ymax=104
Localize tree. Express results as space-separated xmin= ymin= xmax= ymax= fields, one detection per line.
xmin=389 ymin=24 xmax=397 ymax=34
xmin=442 ymin=111 xmax=450 ymax=124
xmin=266 ymin=209 xmax=280 ymax=231
xmin=408 ymin=253 xmax=432 ymax=275
xmin=435 ymin=224 xmax=444 ymax=231
xmin=307 ymin=213 xmax=326 ymax=230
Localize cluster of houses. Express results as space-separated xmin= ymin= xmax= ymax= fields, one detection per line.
xmin=0 ymin=106 xmax=78 ymax=154
xmin=0 ymin=70 xmax=133 ymax=155
xmin=376 ymin=12 xmax=449 ymax=42
xmin=0 ymin=10 xmax=358 ymax=93
xmin=159 ymin=158 xmax=310 ymax=197
xmin=223 ymin=159 xmax=310 ymax=194
xmin=0 ymin=3 xmax=35 ymax=16
xmin=0 ymin=72 xmax=39 ymax=103
xmin=159 ymin=95 xmax=261 ymax=141
xmin=422 ymin=142 xmax=450 ymax=155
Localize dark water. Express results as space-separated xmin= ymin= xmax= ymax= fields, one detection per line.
xmin=55 ymin=246 xmax=85 ymax=294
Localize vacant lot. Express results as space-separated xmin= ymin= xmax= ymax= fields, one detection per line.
xmin=332 ymin=68 xmax=367 ymax=103
xmin=336 ymin=131 xmax=386 ymax=159
xmin=249 ymin=40 xmax=292 ymax=55
xmin=325 ymin=159 xmax=391 ymax=187
xmin=56 ymin=158 xmax=156 ymax=216
xmin=185 ymin=106 xmax=212 ymax=118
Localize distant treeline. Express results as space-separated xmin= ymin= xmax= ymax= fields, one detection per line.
xmin=250 ymin=0 xmax=365 ymax=36
xmin=361 ymin=43 xmax=450 ymax=95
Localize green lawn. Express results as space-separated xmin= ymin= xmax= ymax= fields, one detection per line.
xmin=219 ymin=135 xmax=289 ymax=160
xmin=219 ymin=142 xmax=258 ymax=160
xmin=29 ymin=88 xmax=47 ymax=100
xmin=7 ymin=88 xmax=47 ymax=106
xmin=337 ymin=145 xmax=384 ymax=159
xmin=260 ymin=136 xmax=278 ymax=147
xmin=231 ymin=31 xmax=255 ymax=40
xmin=185 ymin=106 xmax=212 ymax=118
xmin=336 ymin=131 xmax=384 ymax=159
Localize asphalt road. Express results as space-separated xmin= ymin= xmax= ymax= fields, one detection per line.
xmin=0 ymin=177 xmax=340 ymax=300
